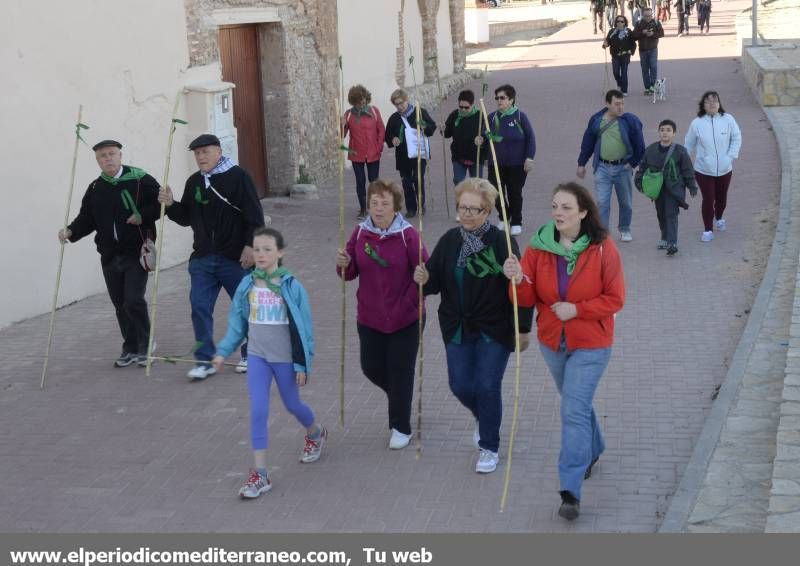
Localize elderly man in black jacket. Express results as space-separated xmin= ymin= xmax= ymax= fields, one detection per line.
xmin=59 ymin=140 xmax=161 ymax=368
xmin=159 ymin=134 xmax=265 ymax=380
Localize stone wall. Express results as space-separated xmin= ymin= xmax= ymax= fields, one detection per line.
xmin=742 ymin=43 xmax=800 ymax=107
xmin=183 ymin=0 xmax=338 ymax=193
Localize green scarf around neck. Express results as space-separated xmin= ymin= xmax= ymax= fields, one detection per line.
xmin=100 ymin=165 xmax=147 ymax=186
xmin=455 ymin=106 xmax=479 ymax=128
xmin=489 ymin=105 xmax=522 ymax=142
xmin=100 ymin=166 xmax=148 ymax=222
xmin=530 ymin=220 xmax=591 ymax=275
xmin=252 ymin=266 xmax=291 ymax=294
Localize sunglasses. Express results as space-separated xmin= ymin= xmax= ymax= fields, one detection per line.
xmin=615 ymin=20 xmax=625 ymax=23
xmin=495 ymin=95 xmax=508 ymax=101
xmin=458 ymin=104 xmax=471 ymax=110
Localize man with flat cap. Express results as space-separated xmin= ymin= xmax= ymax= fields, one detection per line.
xmin=158 ymin=134 xmax=264 ymax=380
xmin=58 ymin=140 xmax=161 ymax=368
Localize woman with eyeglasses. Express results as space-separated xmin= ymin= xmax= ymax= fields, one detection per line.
xmin=602 ymin=15 xmax=636 ymax=97
xmin=413 ymin=178 xmax=533 ymax=475
xmin=478 ymin=84 xmax=536 ymax=237
xmin=443 ymin=90 xmax=486 ymax=188
xmin=385 ymin=88 xmax=437 ymax=219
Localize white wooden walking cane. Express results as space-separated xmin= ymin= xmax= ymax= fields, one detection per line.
xmin=408 ymin=51 xmax=426 ymax=458
xmin=432 ymin=56 xmax=451 ymax=218
xmin=145 ymin=93 xmax=186 ymax=376
xmin=479 ymin=98 xmax=522 ymax=512
xmin=337 ymin=55 xmax=347 ymax=426
xmin=475 ymin=66 xmax=489 ymax=176
xmin=41 ymin=105 xmax=88 ymax=389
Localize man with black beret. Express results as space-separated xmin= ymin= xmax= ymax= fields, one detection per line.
xmin=58 ymin=139 xmax=161 ymax=368
xmin=158 ymin=133 xmax=264 ymax=380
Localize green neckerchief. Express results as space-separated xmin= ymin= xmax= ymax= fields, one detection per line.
xmin=350 ymin=105 xmax=372 ymax=124
xmin=466 ymin=246 xmax=503 ymax=278
xmin=253 ymin=267 xmax=291 ymax=294
xmin=530 ymin=220 xmax=591 ymax=275
xmin=454 ymin=106 xmax=479 ymax=128
xmin=488 ymin=105 xmax=523 ymax=143
xmin=194 ymin=186 xmax=208 ymax=205
xmin=364 ymin=241 xmax=388 ymax=267
xmin=100 ymin=166 xmax=148 ymax=222
xmin=100 ymin=166 xmax=147 ymax=186
xmin=120 ymin=189 xmax=141 ymax=222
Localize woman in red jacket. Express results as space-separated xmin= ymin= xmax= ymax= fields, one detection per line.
xmin=342 ymin=85 xmax=386 ymax=219
xmin=504 ymin=182 xmax=625 ymax=521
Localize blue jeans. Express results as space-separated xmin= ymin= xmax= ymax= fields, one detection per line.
xmin=540 ymin=340 xmax=611 ymax=500
xmin=445 ymin=333 xmax=511 ymax=453
xmin=639 ymin=48 xmax=658 ymax=90
xmin=452 ymin=160 xmax=484 ymax=186
xmin=611 ymin=54 xmax=630 ymax=94
xmin=594 ymin=162 xmax=633 ymax=232
xmin=188 ymin=254 xmax=248 ymax=365
xmin=352 ymin=160 xmax=380 ymax=212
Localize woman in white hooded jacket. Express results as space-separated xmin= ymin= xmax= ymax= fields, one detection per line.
xmin=685 ymin=90 xmax=742 ymax=242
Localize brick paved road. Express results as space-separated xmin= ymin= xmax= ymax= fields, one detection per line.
xmin=0 ymin=1 xmax=780 ymax=532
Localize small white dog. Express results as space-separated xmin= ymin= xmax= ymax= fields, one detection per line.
xmin=652 ymin=78 xmax=667 ymax=103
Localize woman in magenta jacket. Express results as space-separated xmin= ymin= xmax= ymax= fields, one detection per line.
xmin=342 ymin=85 xmax=386 ymax=219
xmin=335 ymin=179 xmax=428 ymax=450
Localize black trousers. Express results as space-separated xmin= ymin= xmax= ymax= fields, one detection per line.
xmin=489 ymin=164 xmax=527 ymax=226
xmin=102 ymin=255 xmax=150 ymax=355
xmin=357 ymin=320 xmax=420 ymax=435
xmin=399 ymin=160 xmax=427 ymax=215
xmin=655 ymin=191 xmax=681 ymax=245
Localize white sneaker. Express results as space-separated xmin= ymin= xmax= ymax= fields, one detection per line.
xmin=389 ymin=428 xmax=412 ymax=450
xmin=620 ymin=231 xmax=633 ymax=242
xmin=701 ymin=231 xmax=714 ymax=242
xmin=716 ymin=218 xmax=727 ymax=231
xmin=510 ymin=225 xmax=522 ymax=236
xmin=476 ymin=448 xmax=499 ymax=474
xmin=235 ymin=358 xmax=248 ymax=374
xmin=187 ymin=365 xmax=217 ymax=380
xmin=472 ymin=423 xmax=480 ymax=450
xmin=497 ymin=221 xmax=506 ymax=231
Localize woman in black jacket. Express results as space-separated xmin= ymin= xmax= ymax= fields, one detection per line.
xmin=413 ymin=178 xmax=532 ymax=475
xmin=443 ymin=89 xmax=486 ymax=187
xmin=602 ymin=15 xmax=637 ymax=96
xmin=385 ymin=88 xmax=436 ymax=218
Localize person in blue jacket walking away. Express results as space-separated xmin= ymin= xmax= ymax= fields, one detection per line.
xmin=576 ymin=89 xmax=645 ymax=242
xmin=212 ymin=227 xmax=326 ymax=499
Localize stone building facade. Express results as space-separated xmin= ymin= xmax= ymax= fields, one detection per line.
xmin=183 ymin=0 xmax=466 ymax=195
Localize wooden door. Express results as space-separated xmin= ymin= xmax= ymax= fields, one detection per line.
xmin=219 ymin=24 xmax=269 ymax=197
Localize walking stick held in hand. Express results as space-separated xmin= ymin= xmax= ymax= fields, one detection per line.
xmin=408 ymin=51 xmax=426 ymax=458
xmin=337 ymin=56 xmax=348 ymax=426
xmin=145 ymin=93 xmax=186 ymax=376
xmin=475 ymin=66 xmax=489 ymax=175
xmin=479 ymin=98 xmax=522 ymax=512
xmin=432 ymin=56 xmax=450 ymax=218
xmin=42 ymin=105 xmax=88 ymax=389
xmin=336 ymin=97 xmax=348 ymax=427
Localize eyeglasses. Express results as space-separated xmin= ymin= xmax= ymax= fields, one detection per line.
xmin=495 ymin=95 xmax=508 ymax=101
xmin=459 ymin=105 xmax=471 ymax=110
xmin=392 ymin=100 xmax=406 ymax=107
xmin=457 ymin=205 xmax=486 ymax=217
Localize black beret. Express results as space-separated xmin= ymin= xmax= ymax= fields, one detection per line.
xmin=188 ymin=134 xmax=221 ymax=150
xmin=92 ymin=140 xmax=123 ymax=151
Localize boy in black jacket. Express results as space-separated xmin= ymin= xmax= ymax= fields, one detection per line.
xmin=634 ymin=120 xmax=697 ymax=255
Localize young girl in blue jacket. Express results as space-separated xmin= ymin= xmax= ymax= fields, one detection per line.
xmin=212 ymin=227 xmax=326 ymax=499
